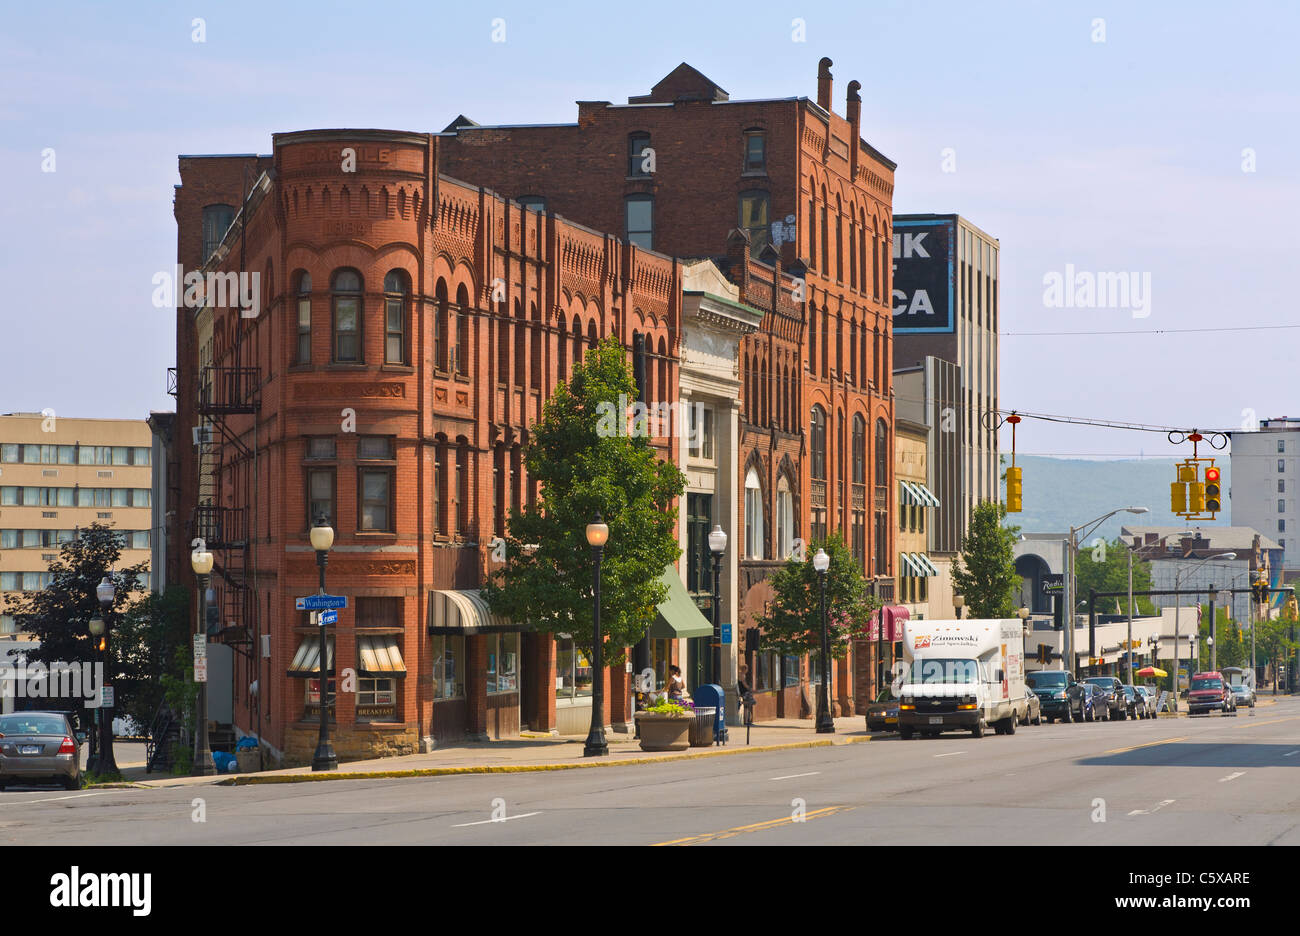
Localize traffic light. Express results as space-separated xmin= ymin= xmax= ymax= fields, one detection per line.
xmin=1204 ymin=466 xmax=1222 ymax=515
xmin=1038 ymin=643 xmax=1050 ymax=664
xmin=1189 ymin=477 xmax=1205 ymax=513
xmin=1006 ymin=466 xmax=1022 ymax=513
xmin=1170 ymin=480 xmax=1186 ymax=513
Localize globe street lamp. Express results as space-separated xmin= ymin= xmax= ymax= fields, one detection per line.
xmin=190 ymin=548 xmax=216 ymax=775
xmin=94 ymin=575 xmax=118 ymax=776
xmin=953 ymin=594 xmax=965 ymax=620
xmin=86 ymin=614 xmax=105 ymax=773
xmin=707 ymin=524 xmax=729 ymax=742
xmin=309 ymin=516 xmax=338 ymax=772
xmin=813 ymin=548 xmax=834 ymax=734
xmin=584 ymin=513 xmax=610 ymax=758
xmin=1018 ymin=606 xmax=1031 ymax=638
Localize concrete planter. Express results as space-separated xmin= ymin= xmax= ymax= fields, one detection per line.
xmin=635 ymin=713 xmax=692 ymax=751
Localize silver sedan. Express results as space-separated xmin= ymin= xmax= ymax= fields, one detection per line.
xmin=0 ymin=712 xmax=82 ymax=790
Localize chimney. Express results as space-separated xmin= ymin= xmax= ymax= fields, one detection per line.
xmin=817 ymin=57 xmax=833 ymax=112
xmin=846 ymin=79 xmax=862 ymax=179
xmin=726 ymin=228 xmax=752 ymax=301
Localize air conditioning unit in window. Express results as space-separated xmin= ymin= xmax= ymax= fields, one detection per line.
xmin=193 ymin=425 xmax=214 ymax=446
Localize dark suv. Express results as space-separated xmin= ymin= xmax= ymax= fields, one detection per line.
xmin=1027 ymin=670 xmax=1083 ymax=723
xmin=1084 ymin=676 xmax=1128 ymax=721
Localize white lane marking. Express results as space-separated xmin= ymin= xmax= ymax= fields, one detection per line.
xmin=769 ymin=771 xmax=820 ymax=781
xmin=1219 ymin=772 xmax=1245 ymax=783
xmin=1128 ymin=799 xmax=1176 ymax=816
xmin=1285 ymin=750 xmax=1300 ymax=758
xmin=933 ymin=751 xmax=965 ymax=758
xmin=451 ymin=811 xmax=541 ymax=828
xmin=0 ymin=792 xmax=109 ymax=806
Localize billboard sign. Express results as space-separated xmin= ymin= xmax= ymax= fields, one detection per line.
xmin=892 ymin=218 xmax=955 ymax=334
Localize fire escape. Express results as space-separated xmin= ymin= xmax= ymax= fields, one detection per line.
xmin=193 ymin=363 xmax=260 ymax=659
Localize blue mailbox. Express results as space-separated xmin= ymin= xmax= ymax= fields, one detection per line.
xmin=693 ymin=683 xmax=729 ymax=744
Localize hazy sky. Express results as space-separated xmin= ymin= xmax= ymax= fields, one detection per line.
xmin=2 ymin=0 xmax=1296 ymax=462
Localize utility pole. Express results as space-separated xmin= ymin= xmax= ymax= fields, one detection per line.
xmin=1127 ymin=545 xmax=1134 ymax=685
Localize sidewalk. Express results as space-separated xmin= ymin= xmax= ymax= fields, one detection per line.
xmin=119 ymin=715 xmax=872 ymax=788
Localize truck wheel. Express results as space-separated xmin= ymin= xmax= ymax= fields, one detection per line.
xmin=899 ymin=726 xmax=914 ymax=740
xmin=1035 ymin=711 xmax=1043 ymax=726
xmin=972 ymin=717 xmax=985 ymax=739
xmin=1003 ymin=716 xmax=1016 ymax=735
xmin=1061 ymin=708 xmax=1071 ymax=724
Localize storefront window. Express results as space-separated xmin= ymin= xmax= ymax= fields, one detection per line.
xmin=305 ymin=678 xmax=336 ymax=723
xmin=648 ymin=638 xmax=671 ymax=692
xmin=356 ymin=678 xmax=396 ymax=722
xmin=556 ymin=638 xmax=594 ymax=702
xmin=783 ymin=655 xmax=800 ymax=688
xmin=431 ymin=635 xmax=465 ymax=700
xmin=488 ymin=633 xmax=519 ymax=693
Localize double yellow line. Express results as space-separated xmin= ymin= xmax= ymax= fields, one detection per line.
xmin=653 ymin=804 xmax=855 ymax=846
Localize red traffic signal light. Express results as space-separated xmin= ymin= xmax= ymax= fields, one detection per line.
xmin=1204 ymin=466 xmax=1222 ymax=514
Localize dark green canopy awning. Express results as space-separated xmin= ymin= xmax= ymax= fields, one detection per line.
xmin=647 ymin=568 xmax=715 ymax=640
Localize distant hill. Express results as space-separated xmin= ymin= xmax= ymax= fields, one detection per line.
xmin=1003 ymin=456 xmax=1231 ymax=542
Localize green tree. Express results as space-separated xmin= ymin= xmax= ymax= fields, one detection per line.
xmin=111 ymin=586 xmax=192 ymax=732
xmin=952 ymin=500 xmax=1020 ymax=618
xmin=483 ymin=338 xmax=686 ymax=660
xmin=2 ymin=524 xmax=147 ymax=732
xmin=1074 ymin=537 xmax=1157 ymax=617
xmin=752 ymin=532 xmax=880 ymax=659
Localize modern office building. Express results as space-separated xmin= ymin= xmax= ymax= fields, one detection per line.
xmin=0 ymin=414 xmax=154 ymax=638
xmin=892 ymin=214 xmax=1000 ymax=541
xmin=1230 ymin=416 xmax=1300 ymax=566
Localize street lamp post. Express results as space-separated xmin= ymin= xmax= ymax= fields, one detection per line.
xmin=584 ymin=514 xmax=610 ymax=757
xmin=86 ymin=614 xmax=105 ymax=774
xmin=190 ymin=548 xmax=216 ymax=776
xmin=813 ymin=548 xmax=834 ymax=734
xmin=708 ymin=524 xmax=729 ymax=741
xmin=309 ymin=517 xmax=338 ymax=772
xmin=953 ymin=594 xmax=964 ymax=620
xmin=1126 ymin=530 xmax=1191 ymax=687
xmin=1068 ymin=507 xmax=1149 ymax=676
xmin=94 ymin=576 xmax=118 ymax=776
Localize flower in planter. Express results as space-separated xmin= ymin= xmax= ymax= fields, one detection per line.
xmin=638 ymin=698 xmax=690 ymax=717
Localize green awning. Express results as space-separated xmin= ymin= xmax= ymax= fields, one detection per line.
xmin=647 ymin=568 xmax=715 ymax=639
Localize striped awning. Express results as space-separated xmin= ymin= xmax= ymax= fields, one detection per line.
xmin=900 ymin=552 xmax=922 ymax=576
xmin=287 ymin=636 xmax=334 ymax=678
xmin=914 ymin=553 xmax=940 ymax=576
xmin=900 ymin=480 xmax=941 ymax=507
xmin=900 ymin=552 xmax=939 ymax=577
xmin=358 ymin=635 xmax=406 ymax=677
xmin=427 ymin=589 xmax=515 ymax=635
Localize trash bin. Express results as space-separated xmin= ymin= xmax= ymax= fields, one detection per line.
xmin=236 ymin=747 xmax=261 ymax=773
xmin=689 ymin=707 xmax=717 ymax=747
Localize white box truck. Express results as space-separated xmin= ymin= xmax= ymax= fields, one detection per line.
xmin=897 ymin=618 xmax=1027 ymax=739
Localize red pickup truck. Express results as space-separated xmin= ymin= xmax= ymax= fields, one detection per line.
xmin=1188 ymin=671 xmax=1238 ymax=716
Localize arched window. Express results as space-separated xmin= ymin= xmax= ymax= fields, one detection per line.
xmin=807 ymin=182 xmax=817 ymax=270
xmin=807 ymin=308 xmax=817 ymax=375
xmin=853 ymin=415 xmax=866 ymax=484
xmin=835 ymin=196 xmax=843 ymax=282
xmin=493 ymin=444 xmax=505 ymax=537
xmin=875 ymin=418 xmax=888 ymax=489
xmin=455 ymin=285 xmax=470 ymax=375
xmin=628 ymin=132 xmax=651 ymax=177
xmin=572 ymin=316 xmax=583 ymax=370
xmin=587 ymin=318 xmax=598 ymax=349
xmin=744 ymin=468 xmax=765 ymax=559
xmin=496 ymin=297 xmax=509 ymax=380
xmin=849 ymin=321 xmax=857 ymax=386
xmin=861 ymin=325 xmax=869 ymax=390
xmin=738 ymin=190 xmax=771 ymax=253
xmin=875 ymin=417 xmax=890 ymax=574
xmin=456 ymin=440 xmax=470 ymax=536
xmin=760 ymin=357 xmax=768 ymax=427
xmin=513 ymin=300 xmax=526 ymax=386
xmin=835 ymin=315 xmax=843 ymax=378
xmin=434 ymin=280 xmax=448 ymax=371
xmin=434 ymin=436 xmax=449 ymax=535
xmin=873 ymin=327 xmax=881 ymax=389
xmin=530 ymin=303 xmax=542 ymax=389
xmin=775 ymin=475 xmax=794 ymax=559
xmin=557 ymin=314 xmax=568 ymax=380
xmin=872 ymin=219 xmax=880 ymax=299
xmin=657 ymin=336 xmax=668 ymax=412
xmin=294 ymin=271 xmax=311 ymax=364
xmin=201 ymin=204 xmax=236 ymax=262
xmin=331 ymin=269 xmax=362 ymax=363
xmin=821 ymin=307 xmax=829 ymax=378
xmin=859 ymin=208 xmax=868 ymax=295
xmin=819 ymin=186 xmax=829 ymax=272
xmin=626 ymin=195 xmax=654 ymax=250
xmin=810 ymin=406 xmax=827 ymax=481
xmin=849 ymin=217 xmax=857 ymax=290
xmin=383 ymin=270 xmax=408 ymax=364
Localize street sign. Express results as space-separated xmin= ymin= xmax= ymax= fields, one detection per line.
xmin=101 ymin=686 xmax=114 ymax=707
xmin=193 ymin=633 xmax=207 ymax=660
xmin=194 ymin=660 xmax=207 ymax=683
xmin=318 ymin=609 xmax=338 ymax=626
xmin=295 ymin=595 xmax=348 ymax=611
xmin=721 ymin=622 xmax=732 ymax=645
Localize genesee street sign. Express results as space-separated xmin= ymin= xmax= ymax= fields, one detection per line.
xmin=318 ymin=610 xmax=338 ymax=626
xmin=295 ymin=595 xmax=348 ymax=611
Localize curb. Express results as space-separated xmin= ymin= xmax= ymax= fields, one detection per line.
xmin=221 ymin=735 xmax=872 ymax=786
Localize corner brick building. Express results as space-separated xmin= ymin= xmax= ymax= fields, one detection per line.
xmin=439 ymin=60 xmax=901 ymax=716
xmin=170 ymin=131 xmax=686 ymax=763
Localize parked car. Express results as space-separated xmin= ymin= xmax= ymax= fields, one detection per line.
xmin=1229 ymin=682 xmax=1256 ymax=709
xmin=1020 ymin=686 xmax=1043 ymax=726
xmin=1084 ymin=676 xmax=1128 ymax=720
xmin=0 ymin=711 xmax=82 ymax=790
xmin=1119 ymin=685 xmax=1145 ymax=719
xmin=1073 ymin=682 xmax=1101 ymax=722
xmin=1133 ymin=685 xmax=1159 ymax=718
xmin=1188 ymin=672 xmax=1237 ymax=716
xmin=866 ymin=688 xmax=900 ymax=732
xmin=1026 ymin=670 xmax=1075 ymax=723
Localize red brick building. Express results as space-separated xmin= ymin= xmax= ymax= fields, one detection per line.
xmin=439 ymin=59 xmax=900 ymax=715
xmin=170 ymin=131 xmax=686 ymax=763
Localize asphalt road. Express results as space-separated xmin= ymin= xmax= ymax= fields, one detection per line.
xmin=5 ymin=700 xmax=1300 ymax=845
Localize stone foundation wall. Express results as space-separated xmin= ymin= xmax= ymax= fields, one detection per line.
xmin=282 ymin=723 xmax=420 ymax=767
